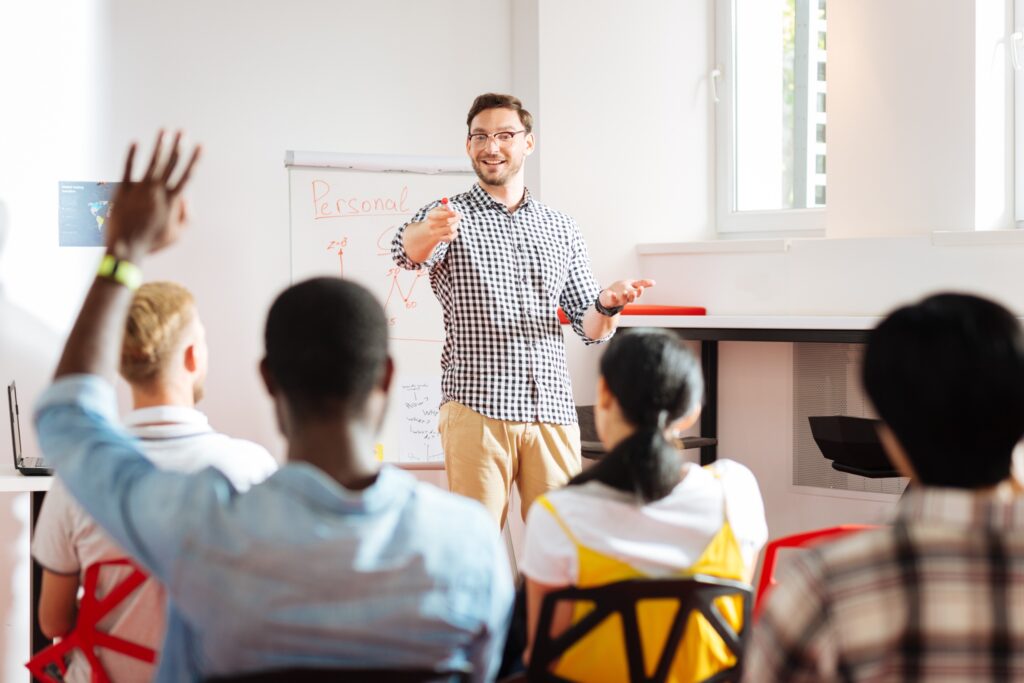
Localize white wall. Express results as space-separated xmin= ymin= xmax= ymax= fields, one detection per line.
xmin=827 ymin=0 xmax=979 ymax=238
xmin=100 ymin=0 xmax=513 ymax=456
xmin=0 ymin=1 xmax=513 ymax=677
xmin=536 ymin=0 xmax=1024 ymax=545
xmin=532 ymin=0 xmax=715 ymax=407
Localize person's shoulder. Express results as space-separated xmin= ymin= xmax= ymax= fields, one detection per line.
xmin=540 ymin=482 xmax=605 ymax=507
xmin=526 ymin=199 xmax=576 ymax=226
xmin=703 ymin=459 xmax=761 ymax=492
xmin=411 ymin=478 xmax=492 ymax=524
xmin=529 ymin=482 xmax=621 ymax=527
xmin=184 ymin=432 xmax=278 ymax=484
xmin=406 ymin=480 xmax=500 ymax=545
xmin=221 ymin=435 xmax=276 ymax=462
xmin=199 ymin=431 xmax=274 ymax=460
xmin=811 ymin=524 xmax=897 ymax=568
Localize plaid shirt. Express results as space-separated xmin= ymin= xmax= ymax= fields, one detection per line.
xmin=745 ymin=487 xmax=1024 ymax=682
xmin=391 ymin=184 xmax=608 ymax=425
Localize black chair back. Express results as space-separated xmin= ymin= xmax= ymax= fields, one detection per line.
xmin=206 ymin=666 xmax=470 ymax=682
xmin=528 ymin=575 xmax=751 ymax=683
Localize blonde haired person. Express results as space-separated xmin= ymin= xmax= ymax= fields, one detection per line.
xmin=32 ymin=281 xmax=277 ymax=682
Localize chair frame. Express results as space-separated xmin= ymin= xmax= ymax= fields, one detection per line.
xmin=528 ymin=575 xmax=752 ymax=683
xmin=204 ymin=666 xmax=471 ymax=682
xmin=26 ymin=558 xmax=156 ymax=683
xmin=754 ymin=524 xmax=878 ymax=619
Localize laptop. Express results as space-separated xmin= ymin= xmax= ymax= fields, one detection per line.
xmin=8 ymin=381 xmax=52 ymax=476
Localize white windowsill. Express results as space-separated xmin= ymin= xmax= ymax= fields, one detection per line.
xmin=638 ymin=229 xmax=1024 ymax=255
xmin=637 ymin=239 xmax=790 ymax=255
xmin=930 ymin=230 xmax=1024 ymax=246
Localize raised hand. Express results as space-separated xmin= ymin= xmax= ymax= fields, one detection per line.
xmin=105 ymin=130 xmax=202 ymax=260
xmin=599 ymin=279 xmax=656 ymax=309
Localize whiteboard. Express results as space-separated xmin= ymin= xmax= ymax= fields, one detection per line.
xmin=286 ymin=151 xmax=474 ymax=464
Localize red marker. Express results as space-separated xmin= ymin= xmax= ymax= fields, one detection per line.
xmin=440 ymin=197 xmax=454 ymax=214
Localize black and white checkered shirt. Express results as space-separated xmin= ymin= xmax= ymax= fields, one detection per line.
xmin=391 ymin=183 xmax=609 ymax=425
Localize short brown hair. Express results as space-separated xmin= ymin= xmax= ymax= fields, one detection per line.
xmin=466 ymin=93 xmax=533 ymax=133
xmin=121 ymin=281 xmax=196 ymax=384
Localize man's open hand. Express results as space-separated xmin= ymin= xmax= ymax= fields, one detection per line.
xmin=600 ymin=279 xmax=656 ymax=309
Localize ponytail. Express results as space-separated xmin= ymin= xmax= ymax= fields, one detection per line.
xmin=570 ymin=410 xmax=683 ymax=503
xmin=569 ymin=329 xmax=703 ymax=504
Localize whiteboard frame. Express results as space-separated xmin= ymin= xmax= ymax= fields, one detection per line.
xmin=285 ymin=155 xmax=476 ymax=464
xmin=285 ymin=151 xmax=472 ymax=175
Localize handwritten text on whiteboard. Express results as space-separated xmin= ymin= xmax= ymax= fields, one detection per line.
xmin=312 ymin=180 xmax=410 ymax=220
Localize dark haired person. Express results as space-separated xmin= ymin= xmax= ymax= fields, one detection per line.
xmin=519 ymin=329 xmax=767 ymax=682
xmin=391 ymin=93 xmax=656 ymax=528
xmin=746 ymin=293 xmax=1024 ymax=682
xmin=34 ymin=132 xmax=513 ymax=682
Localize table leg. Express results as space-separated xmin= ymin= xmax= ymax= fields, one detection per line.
xmin=700 ymin=340 xmax=718 ymax=465
xmin=29 ymin=490 xmax=48 ymax=655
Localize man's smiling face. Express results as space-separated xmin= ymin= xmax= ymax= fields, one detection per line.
xmin=466 ymin=107 xmax=534 ymax=188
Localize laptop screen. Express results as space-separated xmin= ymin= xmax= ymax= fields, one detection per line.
xmin=8 ymin=382 xmax=21 ymax=467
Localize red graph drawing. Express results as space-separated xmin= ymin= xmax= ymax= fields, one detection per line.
xmin=326 ymin=237 xmax=442 ymax=343
xmin=326 ymin=238 xmax=348 ymax=277
xmin=384 ymin=266 xmax=428 ymax=312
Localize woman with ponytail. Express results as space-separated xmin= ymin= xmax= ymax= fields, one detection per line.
xmin=518 ymin=328 xmax=767 ymax=682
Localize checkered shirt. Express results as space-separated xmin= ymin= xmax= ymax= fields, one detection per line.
xmin=745 ymin=486 xmax=1024 ymax=682
xmin=391 ymin=183 xmax=609 ymax=425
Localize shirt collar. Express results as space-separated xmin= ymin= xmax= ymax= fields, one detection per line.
xmin=469 ymin=183 xmax=535 ymax=213
xmin=123 ymin=405 xmax=211 ymax=429
xmin=895 ymin=485 xmax=1024 ymax=530
xmin=270 ymin=463 xmax=415 ymax=515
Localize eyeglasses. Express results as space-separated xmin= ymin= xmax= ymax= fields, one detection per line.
xmin=467 ymin=130 xmax=527 ymax=146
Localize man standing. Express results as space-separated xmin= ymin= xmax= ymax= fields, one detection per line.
xmin=392 ymin=93 xmax=654 ymax=527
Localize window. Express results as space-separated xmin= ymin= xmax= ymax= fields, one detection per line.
xmin=715 ymin=0 xmax=827 ymax=233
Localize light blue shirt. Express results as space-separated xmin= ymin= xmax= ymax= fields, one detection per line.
xmin=35 ymin=375 xmax=513 ymax=682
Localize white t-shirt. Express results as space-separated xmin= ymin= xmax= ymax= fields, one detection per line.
xmin=31 ymin=405 xmax=278 ymax=683
xmin=520 ymin=460 xmax=768 ymax=585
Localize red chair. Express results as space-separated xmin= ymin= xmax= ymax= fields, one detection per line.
xmin=754 ymin=525 xmax=878 ymax=619
xmin=26 ymin=558 xmax=157 ymax=683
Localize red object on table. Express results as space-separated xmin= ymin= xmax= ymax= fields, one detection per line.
xmin=557 ymin=304 xmax=707 ymax=325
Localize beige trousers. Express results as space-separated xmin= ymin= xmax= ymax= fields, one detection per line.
xmin=438 ymin=401 xmax=582 ymax=528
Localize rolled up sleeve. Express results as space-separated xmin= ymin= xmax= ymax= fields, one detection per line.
xmin=559 ymin=222 xmax=610 ymax=345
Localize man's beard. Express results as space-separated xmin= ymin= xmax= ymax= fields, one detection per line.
xmin=472 ymin=154 xmax=522 ymax=187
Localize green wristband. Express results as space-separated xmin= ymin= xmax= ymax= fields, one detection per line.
xmin=97 ymin=254 xmax=142 ymax=291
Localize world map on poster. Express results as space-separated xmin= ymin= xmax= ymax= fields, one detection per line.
xmin=59 ymin=181 xmax=119 ymax=247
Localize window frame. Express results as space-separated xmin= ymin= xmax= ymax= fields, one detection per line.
xmin=1015 ymin=0 xmax=1024 ymax=227
xmin=714 ymin=0 xmax=826 ymax=235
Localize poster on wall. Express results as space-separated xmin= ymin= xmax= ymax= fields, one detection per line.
xmin=58 ymin=181 xmax=119 ymax=247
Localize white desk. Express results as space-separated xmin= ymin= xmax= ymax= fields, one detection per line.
xmin=618 ymin=314 xmax=878 ymax=338
xmin=611 ymin=316 xmax=881 ymax=464
xmin=0 ymin=473 xmax=52 ymax=492
xmin=0 ymin=473 xmax=53 ymax=656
